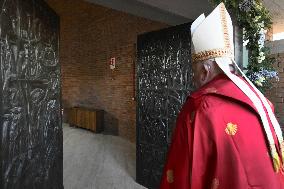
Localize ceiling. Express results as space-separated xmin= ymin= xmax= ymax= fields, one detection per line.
xmin=85 ymin=0 xmax=213 ymax=25
xmin=86 ymin=0 xmax=284 ymax=33
xmin=134 ymin=0 xmax=213 ymax=21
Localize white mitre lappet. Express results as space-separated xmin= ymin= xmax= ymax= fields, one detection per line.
xmin=191 ymin=2 xmax=284 ymax=172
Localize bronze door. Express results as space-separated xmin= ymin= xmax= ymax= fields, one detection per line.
xmin=0 ymin=0 xmax=62 ymax=188
xmin=136 ymin=23 xmax=193 ymax=189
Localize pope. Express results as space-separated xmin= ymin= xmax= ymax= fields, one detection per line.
xmin=160 ymin=3 xmax=284 ymax=189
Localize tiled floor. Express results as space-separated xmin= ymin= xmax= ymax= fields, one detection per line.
xmin=63 ymin=124 xmax=146 ymax=189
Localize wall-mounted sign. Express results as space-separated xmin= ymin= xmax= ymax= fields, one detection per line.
xmin=110 ymin=57 xmax=116 ymax=70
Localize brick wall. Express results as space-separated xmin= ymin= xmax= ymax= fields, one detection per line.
xmin=45 ymin=0 xmax=167 ymax=142
xmin=266 ymin=53 xmax=284 ymax=127
xmin=265 ymin=39 xmax=284 ymax=128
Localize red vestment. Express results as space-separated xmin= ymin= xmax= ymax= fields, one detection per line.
xmin=160 ymin=74 xmax=284 ymax=189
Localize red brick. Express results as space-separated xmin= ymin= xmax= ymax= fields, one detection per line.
xmin=46 ymin=0 xmax=167 ymax=142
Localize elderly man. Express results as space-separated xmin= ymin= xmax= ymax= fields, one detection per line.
xmin=160 ymin=3 xmax=284 ymax=189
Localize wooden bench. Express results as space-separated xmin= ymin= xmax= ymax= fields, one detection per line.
xmin=66 ymin=107 xmax=104 ymax=133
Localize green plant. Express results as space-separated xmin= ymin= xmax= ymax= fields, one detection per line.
xmin=211 ymin=0 xmax=278 ymax=91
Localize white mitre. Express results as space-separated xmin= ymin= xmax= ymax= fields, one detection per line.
xmin=191 ymin=3 xmax=234 ymax=62
xmin=191 ymin=3 xmax=284 ymax=173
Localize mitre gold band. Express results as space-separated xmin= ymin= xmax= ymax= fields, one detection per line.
xmin=192 ymin=48 xmax=233 ymax=62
